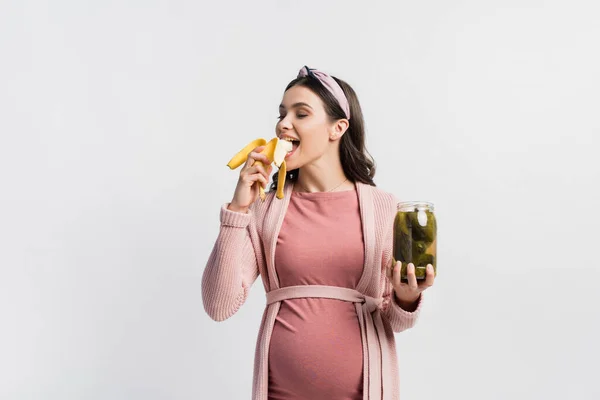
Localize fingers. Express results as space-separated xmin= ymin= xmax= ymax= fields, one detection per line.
xmin=254 ymin=164 xmax=269 ymax=180
xmin=246 ymin=172 xmax=268 ymax=189
xmin=244 ymin=146 xmax=264 ymax=165
xmin=246 ymin=164 xmax=271 ymax=186
xmin=392 ymin=261 xmax=402 ymax=288
xmin=244 ymin=147 xmax=270 ymax=169
xmin=240 ymin=164 xmax=269 ymax=188
xmin=407 ymin=263 xmax=418 ymax=290
xmin=240 ymin=145 xmax=272 ymax=188
xmin=418 ymin=264 xmax=435 ymax=290
xmin=390 ymin=261 xmax=435 ymax=293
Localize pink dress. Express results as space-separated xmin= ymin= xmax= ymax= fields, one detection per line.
xmin=268 ymin=189 xmax=365 ymax=400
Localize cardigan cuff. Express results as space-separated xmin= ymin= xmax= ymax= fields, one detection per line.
xmin=390 ymin=291 xmax=424 ymax=316
xmin=220 ymin=203 xmax=253 ymax=228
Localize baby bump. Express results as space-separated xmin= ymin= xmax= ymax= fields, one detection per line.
xmin=268 ymin=298 xmax=364 ymax=399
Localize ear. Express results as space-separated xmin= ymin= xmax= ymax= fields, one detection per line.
xmin=329 ymin=118 xmax=350 ymax=141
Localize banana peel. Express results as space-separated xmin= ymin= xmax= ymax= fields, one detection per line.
xmin=226 ymin=137 xmax=293 ymax=200
xmin=226 ymin=138 xmax=267 ymax=169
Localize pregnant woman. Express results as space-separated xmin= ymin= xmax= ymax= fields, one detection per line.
xmin=202 ymin=66 xmax=436 ymax=400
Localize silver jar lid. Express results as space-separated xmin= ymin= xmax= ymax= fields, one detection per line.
xmin=398 ymin=201 xmax=434 ymax=212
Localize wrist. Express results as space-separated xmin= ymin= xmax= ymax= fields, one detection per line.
xmin=227 ymin=202 xmax=249 ymax=214
xmin=394 ymin=291 xmax=420 ymax=312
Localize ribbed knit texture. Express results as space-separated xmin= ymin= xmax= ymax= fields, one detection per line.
xmin=202 ymin=181 xmax=423 ymax=399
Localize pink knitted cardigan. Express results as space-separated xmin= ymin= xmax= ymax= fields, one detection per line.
xmin=202 ymin=180 xmax=423 ymax=399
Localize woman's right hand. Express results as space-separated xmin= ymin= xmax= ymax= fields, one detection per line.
xmin=228 ymin=146 xmax=273 ymax=213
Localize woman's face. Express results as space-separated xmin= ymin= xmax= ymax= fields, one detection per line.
xmin=276 ymin=85 xmax=343 ymax=171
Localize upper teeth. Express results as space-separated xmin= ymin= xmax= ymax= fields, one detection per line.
xmin=282 ymin=137 xmax=299 ymax=142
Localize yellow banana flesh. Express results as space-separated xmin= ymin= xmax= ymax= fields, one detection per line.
xmin=227 ymin=137 xmax=293 ymax=201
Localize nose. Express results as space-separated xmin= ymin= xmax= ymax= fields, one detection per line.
xmin=277 ymin=114 xmax=293 ymax=134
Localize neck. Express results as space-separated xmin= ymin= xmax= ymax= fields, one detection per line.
xmin=296 ymin=153 xmax=352 ymax=193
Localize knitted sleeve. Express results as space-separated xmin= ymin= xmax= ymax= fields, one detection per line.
xmin=380 ymin=193 xmax=423 ymax=332
xmin=201 ymin=202 xmax=261 ymax=321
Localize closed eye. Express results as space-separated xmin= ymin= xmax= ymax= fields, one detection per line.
xmin=277 ymin=114 xmax=308 ymax=120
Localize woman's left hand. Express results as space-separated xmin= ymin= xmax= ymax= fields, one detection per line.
xmin=387 ymin=261 xmax=435 ymax=310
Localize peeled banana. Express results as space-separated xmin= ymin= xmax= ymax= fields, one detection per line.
xmin=226 ymin=137 xmax=293 ymax=200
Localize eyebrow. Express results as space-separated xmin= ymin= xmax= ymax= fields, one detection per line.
xmin=279 ymin=102 xmax=313 ymax=110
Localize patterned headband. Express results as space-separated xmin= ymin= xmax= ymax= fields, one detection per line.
xmin=297 ymin=66 xmax=351 ymax=120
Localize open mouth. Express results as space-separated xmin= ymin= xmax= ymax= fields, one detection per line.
xmin=282 ymin=137 xmax=300 ymax=157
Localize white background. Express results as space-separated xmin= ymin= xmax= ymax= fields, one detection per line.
xmin=1 ymin=1 xmax=599 ymax=399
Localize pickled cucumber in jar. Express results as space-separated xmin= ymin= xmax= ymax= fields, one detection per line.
xmin=393 ymin=201 xmax=437 ymax=282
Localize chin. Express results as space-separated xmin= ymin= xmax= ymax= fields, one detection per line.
xmin=282 ymin=156 xmax=299 ymax=173
xmin=283 ymin=163 xmax=297 ymax=174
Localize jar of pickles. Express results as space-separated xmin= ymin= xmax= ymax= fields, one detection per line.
xmin=393 ymin=201 xmax=437 ymax=282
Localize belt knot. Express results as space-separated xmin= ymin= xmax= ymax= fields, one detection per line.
xmin=363 ymin=295 xmax=382 ymax=313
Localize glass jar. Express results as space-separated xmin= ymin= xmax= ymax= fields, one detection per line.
xmin=393 ymin=201 xmax=437 ymax=282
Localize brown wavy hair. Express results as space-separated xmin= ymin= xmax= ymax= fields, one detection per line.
xmin=269 ymin=74 xmax=377 ymax=193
